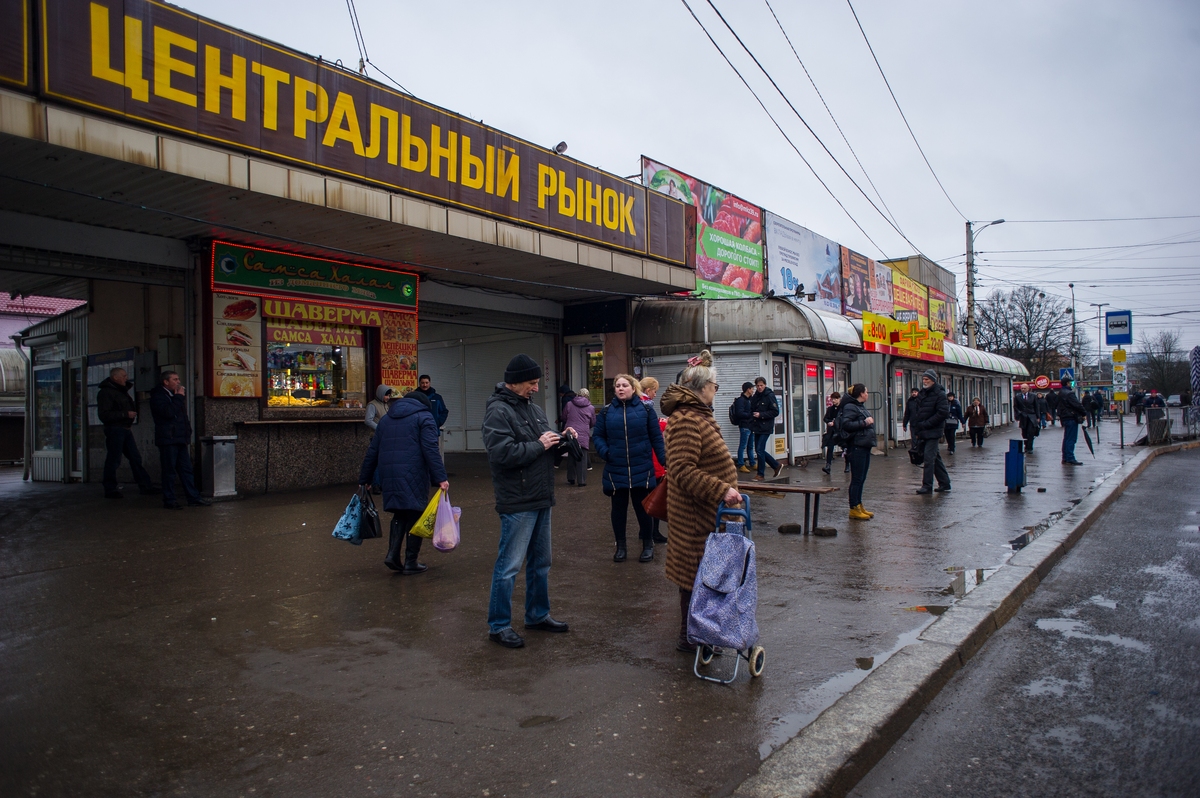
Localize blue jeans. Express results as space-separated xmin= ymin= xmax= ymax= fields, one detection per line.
xmin=1062 ymin=418 xmax=1080 ymax=462
xmin=736 ymin=427 xmax=756 ymax=467
xmin=754 ymin=433 xmax=779 ymax=476
xmin=487 ymin=508 xmax=553 ymax=633
xmin=159 ymin=443 xmax=200 ymax=504
xmin=847 ymin=446 xmax=871 ymax=506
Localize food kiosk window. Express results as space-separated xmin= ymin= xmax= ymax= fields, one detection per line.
xmin=266 ymin=334 xmax=367 ymax=408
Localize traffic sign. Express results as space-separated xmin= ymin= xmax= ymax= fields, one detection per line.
xmin=1059 ymin=367 xmax=1074 ymax=381
xmin=1105 ymin=311 xmax=1133 ymax=346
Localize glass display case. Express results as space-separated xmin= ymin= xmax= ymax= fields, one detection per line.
xmin=265 ymin=341 xmax=366 ymax=408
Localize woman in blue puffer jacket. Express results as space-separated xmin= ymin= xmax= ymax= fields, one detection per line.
xmin=593 ymin=374 xmax=667 ymax=564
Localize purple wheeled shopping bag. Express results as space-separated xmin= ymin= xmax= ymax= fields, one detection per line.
xmin=687 ymin=531 xmax=759 ymax=651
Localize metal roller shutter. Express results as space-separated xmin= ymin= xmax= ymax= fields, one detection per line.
xmin=642 ymin=351 xmax=762 ymax=457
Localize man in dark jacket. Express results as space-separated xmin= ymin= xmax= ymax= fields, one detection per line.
xmin=417 ymin=374 xmax=450 ymax=447
xmin=96 ymin=367 xmax=156 ymax=498
xmin=359 ymin=391 xmax=449 ymax=573
xmin=149 ymin=371 xmax=208 ymax=509
xmin=1014 ymin=384 xmax=1040 ymax=452
xmin=911 ymin=370 xmax=951 ymax=494
xmin=482 ymin=354 xmax=576 ymax=649
xmin=944 ymin=391 xmax=965 ymax=453
xmin=1056 ymin=381 xmax=1087 ymax=465
xmin=901 ymin=388 xmax=920 ymax=434
xmin=1080 ymin=391 xmax=1096 ymax=428
xmin=731 ymin=382 xmax=756 ymax=472
xmin=1046 ymin=388 xmax=1060 ymax=426
xmin=749 ymin=377 xmax=784 ymax=480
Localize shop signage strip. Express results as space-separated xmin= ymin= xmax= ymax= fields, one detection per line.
xmin=861 ymin=311 xmax=944 ymax=363
xmin=266 ymin=318 xmax=364 ymax=347
xmin=38 ymin=0 xmax=673 ymax=259
xmin=1 ymin=0 xmax=30 ymax=88
xmin=211 ymin=241 xmax=416 ymax=312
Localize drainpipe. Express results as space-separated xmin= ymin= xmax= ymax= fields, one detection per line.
xmin=11 ymin=334 xmax=31 ymax=480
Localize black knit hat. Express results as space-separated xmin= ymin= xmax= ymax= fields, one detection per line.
xmin=403 ymin=390 xmax=432 ymax=410
xmin=922 ymin=368 xmax=939 ymax=382
xmin=504 ymin=353 xmax=542 ymax=384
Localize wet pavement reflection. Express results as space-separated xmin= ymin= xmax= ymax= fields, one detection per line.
xmin=0 ymin=420 xmax=1141 ymax=796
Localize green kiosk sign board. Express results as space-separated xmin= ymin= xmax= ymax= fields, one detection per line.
xmin=210 ymin=242 xmax=417 ymax=311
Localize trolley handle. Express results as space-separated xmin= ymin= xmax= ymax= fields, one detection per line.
xmin=715 ymin=494 xmax=751 ymax=532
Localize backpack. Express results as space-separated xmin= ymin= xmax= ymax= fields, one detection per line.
xmin=729 ymin=398 xmax=740 ymax=426
xmin=832 ymin=405 xmax=852 ymax=447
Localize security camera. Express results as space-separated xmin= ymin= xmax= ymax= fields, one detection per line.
xmin=554 ymin=141 xmax=568 ymax=154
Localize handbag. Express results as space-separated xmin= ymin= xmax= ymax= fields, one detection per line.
xmin=332 ymin=492 xmax=364 ymax=545
xmin=409 ymin=489 xmax=442 ymax=538
xmin=358 ymin=485 xmax=382 ymax=540
xmin=432 ymin=491 xmax=462 ymax=552
xmin=908 ymin=438 xmax=924 ymax=466
xmin=641 ymin=475 xmax=668 ymax=521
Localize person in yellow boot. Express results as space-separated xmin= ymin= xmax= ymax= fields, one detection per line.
xmin=836 ymin=383 xmax=876 ymax=520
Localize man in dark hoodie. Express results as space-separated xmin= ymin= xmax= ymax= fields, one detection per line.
xmin=481 ymin=354 xmax=576 ymax=649
xmin=96 ymin=367 xmax=157 ymax=498
xmin=910 ymin=369 xmax=951 ymax=494
xmin=359 ymin=390 xmax=449 ymax=574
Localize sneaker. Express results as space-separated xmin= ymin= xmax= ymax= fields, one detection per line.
xmin=752 ymin=475 xmax=765 ymax=482
xmin=772 ymin=464 xmax=784 ymax=479
xmin=934 ymin=484 xmax=952 ymax=493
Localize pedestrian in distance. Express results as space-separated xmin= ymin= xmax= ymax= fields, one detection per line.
xmin=730 ymin=382 xmax=757 ymax=473
xmin=96 ymin=367 xmax=158 ymax=499
xmin=821 ymin=391 xmax=842 ymax=474
xmin=1014 ymin=384 xmax=1040 ymax=453
xmin=1144 ymin=389 xmax=1165 ymax=410
xmin=1056 ymin=380 xmax=1087 ymax=465
xmin=901 ymin=387 xmax=920 ymax=436
xmin=358 ymin=391 xmax=449 ymax=574
xmin=417 ymin=374 xmax=450 ymax=449
xmin=966 ymin=397 xmax=989 ymax=447
xmin=640 ymin=377 xmax=670 ymax=544
xmin=1081 ymin=391 xmax=1096 ymax=429
xmin=561 ymin=387 xmax=596 ymax=487
xmin=149 ymin=371 xmax=209 ymax=509
xmin=1046 ymin=388 xmax=1060 ymax=426
xmin=364 ymin=384 xmax=395 ymax=493
xmin=838 ymin=384 xmax=876 ymax=520
xmin=944 ymin=391 xmax=964 ymax=454
xmin=1036 ymin=391 xmax=1049 ymax=429
xmin=750 ymin=377 xmax=784 ymax=481
xmin=910 ymin=370 xmax=952 ymax=494
xmin=659 ymin=351 xmax=742 ymax=653
xmin=1089 ymin=390 xmax=1104 ymax=427
xmin=481 ymin=354 xmax=576 ymax=649
xmin=594 ymin=374 xmax=667 ymax=563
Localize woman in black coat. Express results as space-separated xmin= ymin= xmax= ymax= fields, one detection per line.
xmin=837 ymin=384 xmax=876 ymax=520
xmin=359 ymin=391 xmax=449 ymax=574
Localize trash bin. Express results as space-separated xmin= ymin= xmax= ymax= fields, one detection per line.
xmin=200 ymin=435 xmax=238 ymax=499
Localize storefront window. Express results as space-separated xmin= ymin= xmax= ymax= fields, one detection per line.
xmin=266 ymin=338 xmax=367 ymax=408
xmin=34 ymin=367 xmax=63 ymax=451
xmin=586 ymin=348 xmax=604 ymax=403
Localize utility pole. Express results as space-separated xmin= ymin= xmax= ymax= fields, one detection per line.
xmin=1069 ymin=283 xmax=1077 ymax=379
xmin=965 ymin=219 xmax=1004 ymax=351
xmin=1091 ymin=302 xmax=1109 ymax=384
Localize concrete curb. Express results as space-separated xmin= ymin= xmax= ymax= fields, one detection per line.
xmin=735 ymin=440 xmax=1200 ymax=798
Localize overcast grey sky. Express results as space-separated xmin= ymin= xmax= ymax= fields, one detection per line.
xmin=191 ymin=0 xmax=1200 ymax=355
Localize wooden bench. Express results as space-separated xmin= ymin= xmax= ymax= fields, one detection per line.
xmin=737 ymin=483 xmax=841 ymax=535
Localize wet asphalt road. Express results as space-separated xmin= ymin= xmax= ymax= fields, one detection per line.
xmin=852 ymin=447 xmax=1200 ymax=798
xmin=0 ymin=420 xmax=1145 ymax=796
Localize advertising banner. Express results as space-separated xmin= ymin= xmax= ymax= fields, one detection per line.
xmin=265 ymin=318 xmax=364 ymax=347
xmin=212 ymin=293 xmax=263 ymax=397
xmin=380 ymin=311 xmax=418 ymax=393
xmin=947 ymin=301 xmax=957 ymax=343
xmin=928 ymin=287 xmax=951 ymax=335
xmin=761 ymin=211 xmax=841 ymax=311
xmin=211 ymin=241 xmax=417 ymax=312
xmin=891 ymin=268 xmax=929 ymax=328
xmin=869 ymin=259 xmax=893 ymax=315
xmin=861 ymin=311 xmax=944 ymax=363
xmin=39 ymin=0 xmax=671 ymax=258
xmin=642 ymin=157 xmax=762 ymax=299
xmin=839 ymin=246 xmax=871 ymax=318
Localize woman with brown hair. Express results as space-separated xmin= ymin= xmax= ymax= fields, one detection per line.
xmin=660 ymin=351 xmax=742 ymax=652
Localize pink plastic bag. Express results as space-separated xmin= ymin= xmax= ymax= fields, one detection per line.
xmin=432 ymin=491 xmax=461 ymax=552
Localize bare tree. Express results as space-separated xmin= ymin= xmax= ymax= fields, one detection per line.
xmin=975 ymin=285 xmax=1085 ymax=377
xmin=1135 ymin=331 xmax=1188 ymax=395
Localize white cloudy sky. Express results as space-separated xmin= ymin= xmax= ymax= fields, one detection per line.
xmin=190 ymin=0 xmax=1200 ymax=355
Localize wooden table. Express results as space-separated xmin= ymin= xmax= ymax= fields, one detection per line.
xmin=738 ymin=482 xmax=841 ymax=534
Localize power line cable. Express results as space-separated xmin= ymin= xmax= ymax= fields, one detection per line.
xmin=844 ymin=0 xmax=968 ymax=222
xmin=979 ymin=239 xmax=1200 ymax=255
xmin=344 ymin=0 xmax=412 ymax=95
xmin=1006 ymin=214 xmax=1200 ymax=223
xmin=677 ymin=0 xmax=890 ymax=257
xmin=762 ymin=0 xmax=903 ymax=233
xmin=697 ymin=0 xmax=924 ymax=257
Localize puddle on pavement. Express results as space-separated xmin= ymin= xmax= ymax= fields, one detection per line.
xmin=1035 ymin=617 xmax=1150 ymax=652
xmin=758 ymin=623 xmax=932 ymax=760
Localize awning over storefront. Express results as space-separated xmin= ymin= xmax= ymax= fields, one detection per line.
xmin=943 ymin=341 xmax=1030 ymax=377
xmin=631 ymin=297 xmax=864 ymax=354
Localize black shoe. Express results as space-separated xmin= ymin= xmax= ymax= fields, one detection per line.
xmin=567 ymin=480 xmax=575 ymax=485
xmin=676 ymin=638 xmax=698 ymax=653
xmin=105 ymin=491 xmax=123 ymax=499
xmin=639 ymin=544 xmax=654 ymax=562
xmin=914 ymin=487 xmax=933 ymax=495
xmin=652 ymin=531 xmax=668 ymax=544
xmin=163 ymin=502 xmax=183 ymax=510
xmin=138 ymin=486 xmax=160 ymax=495
xmin=401 ymin=562 xmax=428 ymax=575
xmin=526 ymin=617 xmax=569 ymax=633
xmin=844 ymin=464 xmax=851 ymax=473
xmin=1062 ymin=460 xmax=1083 ymax=466
xmin=822 ymin=465 xmax=831 ymax=474
xmin=489 ymin=628 xmax=525 ymax=648
xmin=935 ymin=485 xmax=952 ymax=493
xmin=613 ymin=546 xmax=627 ymax=563
xmin=188 ymin=498 xmax=212 ymax=506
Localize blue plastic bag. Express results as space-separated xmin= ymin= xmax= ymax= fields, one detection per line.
xmin=332 ymin=493 xmax=364 ymax=545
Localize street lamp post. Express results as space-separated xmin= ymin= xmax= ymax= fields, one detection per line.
xmin=965 ymin=218 xmax=1005 ymax=350
xmin=1068 ymin=283 xmax=1076 ymax=379
xmin=1090 ymin=302 xmax=1109 ymax=384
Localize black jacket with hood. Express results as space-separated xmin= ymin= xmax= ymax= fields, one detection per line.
xmin=481 ymin=383 xmax=558 ymax=515
xmin=911 ymin=382 xmax=950 ymax=440
xmin=748 ymin=387 xmax=779 ymax=435
xmin=836 ymin=395 xmax=876 ymax=449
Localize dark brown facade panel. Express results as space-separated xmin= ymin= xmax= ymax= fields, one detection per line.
xmin=1 ymin=0 xmax=31 ymax=88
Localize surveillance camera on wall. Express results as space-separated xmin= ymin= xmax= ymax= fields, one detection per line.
xmin=554 ymin=141 xmax=568 ymax=154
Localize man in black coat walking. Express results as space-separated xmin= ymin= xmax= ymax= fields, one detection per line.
xmin=910 ymin=370 xmax=951 ymax=494
xmin=749 ymin=377 xmax=784 ymax=480
xmin=1014 ymin=385 xmax=1040 ymax=452
xmin=149 ymin=371 xmax=209 ymax=510
xmin=96 ymin=367 xmax=157 ymax=499
xmin=901 ymin=388 xmax=920 ymax=435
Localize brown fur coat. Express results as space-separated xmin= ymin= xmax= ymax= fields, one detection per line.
xmin=661 ymin=385 xmax=739 ymax=591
